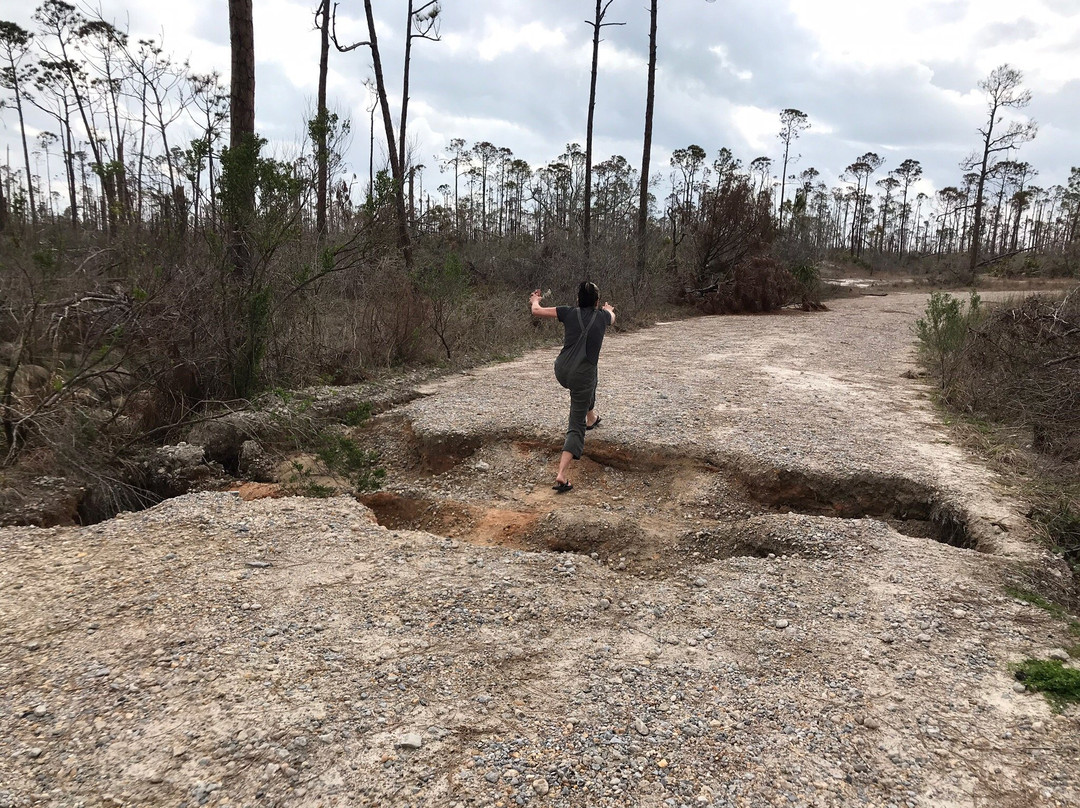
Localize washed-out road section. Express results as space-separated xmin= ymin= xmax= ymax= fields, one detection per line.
xmin=1 ymin=293 xmax=1076 ymax=808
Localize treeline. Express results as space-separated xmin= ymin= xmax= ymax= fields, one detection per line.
xmin=0 ymin=1 xmax=1077 ymax=519
xmin=2 ymin=4 xmax=1078 ymax=275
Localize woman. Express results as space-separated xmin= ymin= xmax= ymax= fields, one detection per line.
xmin=529 ymin=282 xmax=616 ymax=492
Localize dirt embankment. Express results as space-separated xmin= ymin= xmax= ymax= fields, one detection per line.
xmin=1 ymin=293 xmax=1077 ymax=808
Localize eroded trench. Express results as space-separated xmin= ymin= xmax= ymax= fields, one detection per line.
xmin=358 ymin=418 xmax=981 ymax=578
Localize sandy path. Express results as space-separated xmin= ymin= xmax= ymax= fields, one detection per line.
xmin=1 ymin=292 xmax=1076 ymax=808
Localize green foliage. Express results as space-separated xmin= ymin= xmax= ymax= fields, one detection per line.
xmin=1003 ymin=585 xmax=1068 ymax=618
xmin=286 ymin=459 xmax=335 ymax=498
xmin=914 ymin=291 xmax=983 ymax=392
xmin=307 ymin=110 xmax=339 ymax=147
xmin=413 ymin=252 xmax=473 ymax=359
xmin=341 ymin=402 xmax=374 ymax=427
xmin=788 ymin=261 xmax=822 ymax=306
xmin=364 ymin=169 xmax=397 ymax=214
xmin=414 ymin=252 xmax=470 ymax=303
xmin=1011 ymin=658 xmax=1080 ymax=712
xmin=31 ymin=248 xmax=56 ymax=270
xmin=218 ymin=133 xmax=265 ymax=228
xmin=316 ymin=433 xmax=385 ymax=492
xmin=232 ymin=285 xmax=272 ymax=398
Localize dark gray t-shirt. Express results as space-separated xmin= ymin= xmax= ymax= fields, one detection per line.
xmin=556 ymin=306 xmax=612 ymax=364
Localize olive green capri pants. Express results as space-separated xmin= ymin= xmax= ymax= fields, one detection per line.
xmin=562 ymin=362 xmax=598 ymax=460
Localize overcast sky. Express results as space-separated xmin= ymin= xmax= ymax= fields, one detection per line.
xmin=3 ymin=0 xmax=1079 ymax=202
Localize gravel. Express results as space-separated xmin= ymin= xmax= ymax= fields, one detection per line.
xmin=1 ymin=294 xmax=1077 ymax=807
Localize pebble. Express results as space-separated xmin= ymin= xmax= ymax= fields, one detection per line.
xmin=533 ymin=777 xmax=550 ymax=796
xmin=1013 ymin=683 xmax=1027 ymax=694
xmin=775 ymin=619 xmax=789 ymax=629
xmin=862 ymin=717 xmax=881 ymax=730
xmin=28 ymin=747 xmax=42 ymax=759
xmin=1046 ymin=648 xmax=1069 ymax=661
xmin=484 ymin=770 xmax=500 ymax=783
xmin=33 ymin=705 xmax=47 ymax=717
xmin=397 ymin=733 xmax=423 ymax=750
xmin=634 ymin=718 xmax=650 ymax=736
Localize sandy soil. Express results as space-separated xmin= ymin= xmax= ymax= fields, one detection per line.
xmin=1 ymin=292 xmax=1077 ymax=808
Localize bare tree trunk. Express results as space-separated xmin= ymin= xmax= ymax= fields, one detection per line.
xmin=636 ymin=0 xmax=657 ymax=279
xmin=228 ymin=0 xmax=256 ymax=276
xmin=315 ymin=0 xmax=330 ymax=238
xmin=583 ymin=1 xmax=602 ymax=275
xmin=362 ymin=0 xmax=412 ymax=268
xmin=62 ymin=120 xmax=77 ymax=229
xmin=3 ymin=48 xmax=37 ymax=228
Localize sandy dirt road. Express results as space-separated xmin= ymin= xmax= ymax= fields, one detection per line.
xmin=1 ymin=293 xmax=1076 ymax=808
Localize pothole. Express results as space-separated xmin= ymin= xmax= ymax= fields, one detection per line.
xmin=727 ymin=464 xmax=976 ymax=549
xmin=357 ymin=433 xmax=981 ymax=576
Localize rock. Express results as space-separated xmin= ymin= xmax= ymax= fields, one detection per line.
xmin=1046 ymin=648 xmax=1069 ymax=661
xmin=861 ymin=716 xmax=881 ymax=730
xmin=1013 ymin=682 xmax=1027 ymax=693
xmin=0 ymin=477 xmax=84 ymax=528
xmin=239 ymin=440 xmax=276 ymax=482
xmin=634 ymin=718 xmax=650 ymax=736
xmin=533 ymin=776 xmax=550 ymax=796
xmin=187 ymin=414 xmax=258 ymax=468
xmin=397 ymin=733 xmax=423 ymax=750
xmin=775 ymin=619 xmax=789 ymax=629
xmin=484 ymin=770 xmax=500 ymax=783
xmin=148 ymin=442 xmax=222 ymax=497
xmin=28 ymin=747 xmax=43 ymax=759
xmin=157 ymin=442 xmax=206 ymax=468
xmin=11 ymin=364 xmax=51 ymax=397
xmin=192 ymin=782 xmax=221 ymax=804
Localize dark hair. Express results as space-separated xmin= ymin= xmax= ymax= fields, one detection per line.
xmin=577 ymin=281 xmax=599 ymax=308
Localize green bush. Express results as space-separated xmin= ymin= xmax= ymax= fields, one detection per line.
xmin=316 ymin=434 xmax=385 ymax=492
xmin=914 ymin=290 xmax=983 ymax=394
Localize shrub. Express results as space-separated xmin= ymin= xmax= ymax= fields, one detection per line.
xmin=690 ymin=255 xmax=793 ymax=314
xmin=950 ymin=289 xmax=1080 ymax=461
xmin=914 ymin=290 xmax=984 ymax=394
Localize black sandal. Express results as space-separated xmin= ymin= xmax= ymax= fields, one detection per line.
xmin=552 ymin=480 xmax=573 ymax=493
xmin=586 ymin=416 xmax=602 ymax=430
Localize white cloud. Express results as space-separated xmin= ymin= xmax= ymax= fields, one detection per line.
xmin=709 ymin=44 xmax=752 ymax=81
xmin=443 ymin=18 xmax=567 ymax=62
xmin=731 ymin=105 xmax=778 ymax=153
